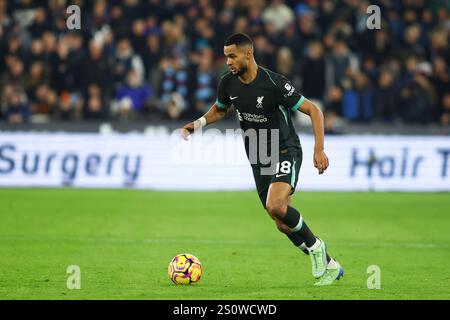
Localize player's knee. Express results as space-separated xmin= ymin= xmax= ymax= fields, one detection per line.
xmin=266 ymin=200 xmax=288 ymax=220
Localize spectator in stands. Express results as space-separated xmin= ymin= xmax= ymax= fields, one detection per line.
xmin=66 ymin=32 xmax=84 ymax=78
xmin=300 ymin=41 xmax=326 ymax=100
xmin=361 ymin=56 xmax=378 ymax=85
xmin=248 ymin=6 xmax=264 ymax=35
xmin=81 ymin=40 xmax=112 ymax=95
xmin=28 ymin=7 xmax=50 ymax=38
xmin=157 ymin=54 xmax=189 ymax=110
xmin=0 ymin=0 xmax=11 ymax=36
xmin=109 ymin=5 xmax=129 ymax=37
xmin=341 ymin=71 xmax=374 ymax=122
xmin=0 ymin=83 xmax=14 ymax=116
xmin=31 ymin=84 xmax=57 ymax=121
xmin=233 ymin=16 xmax=250 ymax=35
xmin=402 ymin=24 xmax=426 ymax=58
xmin=327 ymin=40 xmax=358 ymax=88
xmin=253 ymin=33 xmax=276 ymax=70
xmin=83 ymin=84 xmax=109 ymax=121
xmin=143 ymin=30 xmax=162 ymax=84
xmin=432 ymin=56 xmax=450 ymax=121
xmin=160 ymin=20 xmax=189 ymax=60
xmin=296 ymin=7 xmax=321 ymax=45
xmin=6 ymin=33 xmax=27 ymax=61
xmin=130 ymin=18 xmax=148 ymax=59
xmin=165 ymin=92 xmax=186 ymax=120
xmin=111 ymin=37 xmax=145 ymax=88
xmin=1 ymin=56 xmax=26 ymax=91
xmin=25 ymin=61 xmax=47 ymax=102
xmin=429 ymin=29 xmax=449 ymax=64
xmin=280 ymin=22 xmax=302 ymax=57
xmin=215 ymin=4 xmax=234 ymax=49
xmin=398 ymin=60 xmax=435 ymax=124
xmin=387 ymin=8 xmax=404 ymax=43
xmin=58 ymin=90 xmax=82 ymax=121
xmin=51 ymin=38 xmax=77 ymax=94
xmin=327 ymin=17 xmax=354 ymax=45
xmin=113 ymin=69 xmax=152 ymax=120
xmin=42 ymin=31 xmax=58 ymax=66
xmin=324 ymin=85 xmax=343 ymax=116
xmin=262 ymin=0 xmax=295 ymax=33
xmin=440 ymin=93 xmax=450 ymax=126
xmin=323 ymin=86 xmax=344 ymax=134
xmin=317 ymin=0 xmax=335 ymax=33
xmin=191 ymin=17 xmax=213 ymax=51
xmin=5 ymin=90 xmax=29 ymax=124
xmin=371 ymin=29 xmax=393 ymax=65
xmin=29 ymin=38 xmax=45 ymax=63
xmin=275 ymin=47 xmax=296 ymax=83
xmin=122 ymin=0 xmax=143 ymax=23
xmin=87 ymin=0 xmax=109 ymax=34
xmin=191 ymin=50 xmax=216 ymax=117
xmin=374 ymin=68 xmax=399 ymax=122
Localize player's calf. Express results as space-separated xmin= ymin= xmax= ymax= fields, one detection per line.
xmin=273 ymin=218 xmax=309 ymax=255
xmin=271 ymin=205 xmax=330 ymax=277
xmin=274 ymin=218 xmax=291 ymax=235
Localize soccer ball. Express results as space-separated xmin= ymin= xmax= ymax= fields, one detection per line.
xmin=168 ymin=253 xmax=202 ymax=285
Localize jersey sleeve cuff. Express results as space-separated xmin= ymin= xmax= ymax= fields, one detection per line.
xmin=291 ymin=96 xmax=305 ymax=111
xmin=216 ymin=99 xmax=230 ymax=110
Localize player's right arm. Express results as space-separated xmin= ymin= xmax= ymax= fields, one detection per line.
xmin=180 ymin=103 xmax=229 ymax=140
xmin=181 ymin=73 xmax=232 ymax=140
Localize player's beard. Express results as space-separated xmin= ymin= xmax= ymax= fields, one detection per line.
xmin=233 ymin=64 xmax=248 ymax=77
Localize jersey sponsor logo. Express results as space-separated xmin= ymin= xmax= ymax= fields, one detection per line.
xmin=230 ymin=96 xmax=239 ymax=100
xmin=256 ymin=96 xmax=264 ymax=108
xmin=241 ymin=112 xmax=267 ymax=123
xmin=283 ymin=83 xmax=295 ymax=97
xmin=284 ymin=88 xmax=295 ymax=97
xmin=275 ymin=173 xmax=289 ymax=178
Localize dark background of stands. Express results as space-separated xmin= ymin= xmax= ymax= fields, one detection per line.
xmin=0 ymin=0 xmax=449 ymax=134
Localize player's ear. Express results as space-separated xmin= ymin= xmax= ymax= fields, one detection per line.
xmin=246 ymin=46 xmax=253 ymax=59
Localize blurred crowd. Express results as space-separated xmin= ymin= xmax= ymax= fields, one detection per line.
xmin=0 ymin=0 xmax=449 ymax=129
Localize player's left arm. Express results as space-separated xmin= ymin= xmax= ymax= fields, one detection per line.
xmin=298 ymin=98 xmax=329 ymax=175
xmin=275 ymin=74 xmax=329 ymax=175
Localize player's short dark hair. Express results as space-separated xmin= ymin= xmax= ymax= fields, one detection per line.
xmin=224 ymin=33 xmax=253 ymax=48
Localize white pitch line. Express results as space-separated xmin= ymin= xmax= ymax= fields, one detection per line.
xmin=0 ymin=235 xmax=448 ymax=249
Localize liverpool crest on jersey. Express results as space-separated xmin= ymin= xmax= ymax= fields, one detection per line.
xmin=256 ymin=96 xmax=264 ymax=108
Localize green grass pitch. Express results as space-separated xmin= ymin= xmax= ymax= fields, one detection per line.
xmin=0 ymin=189 xmax=449 ymax=300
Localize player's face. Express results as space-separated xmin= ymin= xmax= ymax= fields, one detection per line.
xmin=224 ymin=44 xmax=251 ymax=77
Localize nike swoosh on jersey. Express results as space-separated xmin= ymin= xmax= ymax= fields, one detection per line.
xmin=275 ymin=173 xmax=289 ymax=178
xmin=230 ymin=96 xmax=238 ymax=100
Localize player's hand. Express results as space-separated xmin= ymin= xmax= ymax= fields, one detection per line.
xmin=180 ymin=121 xmax=199 ymax=141
xmin=313 ymin=149 xmax=329 ymax=175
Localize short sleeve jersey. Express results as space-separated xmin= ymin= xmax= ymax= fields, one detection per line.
xmin=216 ymin=66 xmax=305 ymax=163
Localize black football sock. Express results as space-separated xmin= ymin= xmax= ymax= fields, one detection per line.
xmin=287 ymin=233 xmax=331 ymax=261
xmin=286 ymin=233 xmax=309 ymax=255
xmin=281 ymin=206 xmax=317 ymax=248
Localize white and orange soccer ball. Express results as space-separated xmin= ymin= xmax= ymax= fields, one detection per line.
xmin=168 ymin=253 xmax=202 ymax=285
